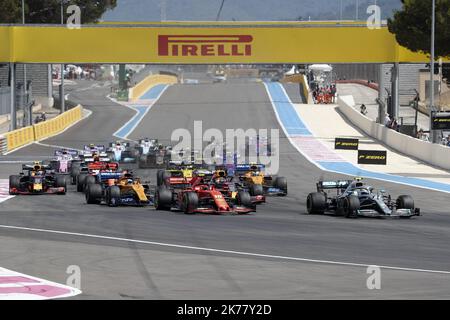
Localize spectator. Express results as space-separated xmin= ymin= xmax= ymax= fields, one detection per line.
xmin=384 ymin=114 xmax=391 ymax=127
xmin=330 ymin=85 xmax=337 ymax=103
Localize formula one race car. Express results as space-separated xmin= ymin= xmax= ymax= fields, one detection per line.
xmin=208 ymin=168 xmax=265 ymax=204
xmin=9 ymin=162 xmax=67 ymax=195
xmin=135 ymin=138 xmax=159 ymax=155
xmin=154 ymin=175 xmax=255 ymax=215
xmin=156 ymin=165 xmax=195 ymax=186
xmin=306 ymin=178 xmax=421 ymax=218
xmin=106 ymin=141 xmax=138 ymax=163
xmin=138 ymin=144 xmax=172 ymax=169
xmin=234 ymin=164 xmax=287 ymax=197
xmin=49 ymin=149 xmax=80 ymax=175
xmin=85 ymin=172 xmax=153 ymax=206
xmin=75 ymin=157 xmax=120 ymax=192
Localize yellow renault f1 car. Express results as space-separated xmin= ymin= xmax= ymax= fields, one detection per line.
xmin=234 ymin=164 xmax=287 ymax=197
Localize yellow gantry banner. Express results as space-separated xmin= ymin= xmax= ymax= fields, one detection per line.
xmin=0 ymin=22 xmax=447 ymax=64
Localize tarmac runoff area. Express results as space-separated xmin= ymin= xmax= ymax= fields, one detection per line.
xmin=264 ymin=82 xmax=450 ymax=193
xmin=293 ymin=103 xmax=450 ymax=185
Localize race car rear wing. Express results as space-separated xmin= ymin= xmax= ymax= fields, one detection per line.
xmin=83 ymin=145 xmax=105 ymax=152
xmin=22 ymin=164 xmax=52 ymax=171
xmin=317 ymin=180 xmax=352 ymax=192
xmin=234 ymin=164 xmax=266 ymax=173
xmin=54 ymin=149 xmax=78 ymax=157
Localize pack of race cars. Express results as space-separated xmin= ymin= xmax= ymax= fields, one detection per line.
xmin=7 ymin=139 xmax=421 ymax=218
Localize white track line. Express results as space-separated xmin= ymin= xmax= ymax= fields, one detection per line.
xmin=263 ymin=82 xmax=450 ymax=194
xmin=1 ymin=224 xmax=449 ymax=276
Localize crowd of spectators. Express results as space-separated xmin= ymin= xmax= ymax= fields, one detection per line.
xmin=384 ymin=113 xmax=400 ymax=132
xmin=312 ymin=84 xmax=336 ymax=104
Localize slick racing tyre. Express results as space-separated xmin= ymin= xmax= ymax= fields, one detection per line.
xmin=249 ymin=184 xmax=263 ymax=196
xmin=157 ymin=170 xmax=170 ymax=187
xmin=106 ymin=186 xmax=121 ymax=207
xmin=76 ymin=173 xmax=88 ymax=192
xmin=182 ymin=192 xmax=199 ymax=214
xmin=55 ymin=175 xmax=67 ymax=195
xmin=155 ymin=186 xmax=172 ymax=210
xmin=9 ymin=175 xmax=21 ymax=195
xmin=306 ymin=192 xmax=326 ymax=214
xmin=237 ymin=191 xmax=252 ymax=207
xmin=343 ymin=195 xmax=360 ymax=218
xmin=85 ymin=175 xmax=96 ymax=187
xmin=85 ymin=183 xmax=102 ymax=204
xmin=396 ymin=195 xmax=414 ymax=210
xmin=274 ymin=177 xmax=288 ymax=195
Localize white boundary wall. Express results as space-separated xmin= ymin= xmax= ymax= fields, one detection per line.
xmin=337 ymin=95 xmax=450 ymax=171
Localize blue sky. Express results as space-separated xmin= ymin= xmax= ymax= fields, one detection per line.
xmin=102 ymin=0 xmax=402 ymax=22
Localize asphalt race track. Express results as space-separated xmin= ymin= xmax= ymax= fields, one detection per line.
xmin=1 ymin=80 xmax=450 ymax=299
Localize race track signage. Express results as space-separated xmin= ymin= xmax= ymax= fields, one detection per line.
xmin=1 ymin=22 xmax=449 ymax=64
xmin=358 ymin=150 xmax=387 ymax=165
xmin=158 ymin=35 xmax=253 ymax=57
xmin=335 ymin=138 xmax=359 ymax=150
xmin=431 ymin=112 xmax=450 ymax=130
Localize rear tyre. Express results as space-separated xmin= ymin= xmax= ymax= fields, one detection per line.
xmin=343 ymin=195 xmax=360 ymax=218
xmin=396 ymin=195 xmax=414 ymax=210
xmin=138 ymin=155 xmax=147 ymax=168
xmin=9 ymin=175 xmax=21 ymax=195
xmin=155 ymin=186 xmax=172 ymax=210
xmin=274 ymin=177 xmax=288 ymax=195
xmin=106 ymin=186 xmax=121 ymax=207
xmin=85 ymin=175 xmax=96 ymax=187
xmin=157 ymin=170 xmax=170 ymax=187
xmin=249 ymin=184 xmax=263 ymax=196
xmin=182 ymin=192 xmax=199 ymax=214
xmin=71 ymin=167 xmax=81 ymax=185
xmin=85 ymin=183 xmax=102 ymax=204
xmin=76 ymin=173 xmax=87 ymax=192
xmin=237 ymin=191 xmax=252 ymax=207
xmin=55 ymin=176 xmax=67 ymax=195
xmin=306 ymin=192 xmax=326 ymax=214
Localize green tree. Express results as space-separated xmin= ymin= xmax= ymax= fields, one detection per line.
xmin=388 ymin=0 xmax=450 ymax=58
xmin=0 ymin=0 xmax=117 ymax=24
xmin=0 ymin=0 xmax=22 ymax=23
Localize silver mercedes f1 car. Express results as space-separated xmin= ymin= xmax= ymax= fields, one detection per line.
xmin=306 ymin=178 xmax=421 ymax=218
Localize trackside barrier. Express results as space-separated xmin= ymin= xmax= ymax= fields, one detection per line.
xmin=3 ymin=126 xmax=35 ymax=152
xmin=33 ymin=105 xmax=83 ymax=141
xmin=128 ymin=75 xmax=178 ymax=101
xmin=337 ymin=95 xmax=450 ymax=171
xmin=281 ymin=74 xmax=312 ymax=104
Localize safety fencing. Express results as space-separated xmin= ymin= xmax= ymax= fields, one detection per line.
xmin=128 ymin=74 xmax=178 ymax=101
xmin=338 ymin=95 xmax=450 ymax=171
xmin=0 ymin=105 xmax=83 ymax=154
